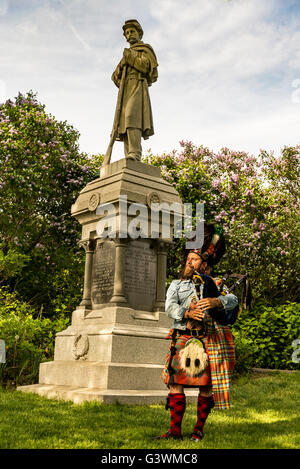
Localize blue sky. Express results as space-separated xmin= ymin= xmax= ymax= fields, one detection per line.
xmin=0 ymin=0 xmax=299 ymax=161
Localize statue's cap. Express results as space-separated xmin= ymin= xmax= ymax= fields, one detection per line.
xmin=122 ymin=19 xmax=143 ymax=38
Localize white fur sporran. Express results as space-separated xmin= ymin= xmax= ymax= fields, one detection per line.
xmin=179 ymin=338 xmax=209 ymax=377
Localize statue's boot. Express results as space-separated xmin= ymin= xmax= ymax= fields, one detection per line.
xmin=124 ymin=128 xmax=142 ymax=161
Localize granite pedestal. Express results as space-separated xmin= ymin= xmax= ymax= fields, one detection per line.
xmin=18 ymin=159 xmax=199 ymax=404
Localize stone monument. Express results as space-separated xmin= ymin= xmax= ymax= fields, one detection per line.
xmin=18 ymin=20 xmax=197 ymax=404
xmin=104 ymin=18 xmax=158 ymax=164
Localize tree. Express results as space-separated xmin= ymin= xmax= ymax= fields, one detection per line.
xmin=0 ymin=91 xmax=102 ymax=316
xmin=144 ymin=141 xmax=300 ymax=304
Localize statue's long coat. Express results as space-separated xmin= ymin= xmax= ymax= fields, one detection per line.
xmin=112 ymin=41 xmax=158 ymax=140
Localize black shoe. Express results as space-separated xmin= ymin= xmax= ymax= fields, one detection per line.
xmin=154 ymin=430 xmax=183 ymax=440
xmin=190 ymin=430 xmax=204 ymax=442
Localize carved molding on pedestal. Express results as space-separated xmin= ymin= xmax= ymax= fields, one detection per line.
xmin=78 ymin=239 xmax=96 ymax=253
xmin=72 ymin=333 xmax=89 ymax=360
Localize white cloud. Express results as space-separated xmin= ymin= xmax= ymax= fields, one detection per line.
xmin=0 ymin=0 xmax=8 ymax=16
xmin=146 ymin=0 xmax=300 ymax=155
xmin=0 ymin=79 xmax=7 ymax=102
xmin=0 ymin=0 xmax=299 ymax=160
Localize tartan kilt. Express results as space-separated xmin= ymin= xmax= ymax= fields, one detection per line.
xmin=161 ymin=334 xmax=211 ymax=387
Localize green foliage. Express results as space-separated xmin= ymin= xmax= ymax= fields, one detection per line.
xmin=145 ymin=142 xmax=299 ymax=371
xmin=144 ymin=141 xmax=300 ymax=304
xmin=0 ymin=91 xmax=102 ymax=316
xmin=0 ymin=247 xmax=30 ymax=281
xmin=232 ymin=331 xmax=256 ymax=376
xmin=0 ymin=287 xmax=70 ymax=387
xmin=232 ymin=302 xmax=300 ymax=370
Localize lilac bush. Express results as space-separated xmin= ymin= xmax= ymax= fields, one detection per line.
xmin=0 ymin=92 xmax=102 ymax=316
xmin=144 ymin=141 xmax=300 ymax=304
xmin=0 ymin=91 xmax=298 ymax=313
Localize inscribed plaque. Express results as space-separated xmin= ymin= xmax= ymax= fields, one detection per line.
xmin=124 ymin=240 xmax=157 ymax=311
xmin=91 ymin=240 xmax=115 ymax=304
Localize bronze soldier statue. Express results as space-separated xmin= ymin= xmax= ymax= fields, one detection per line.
xmin=104 ymin=19 xmax=158 ymax=165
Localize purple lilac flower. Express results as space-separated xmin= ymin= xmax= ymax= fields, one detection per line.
xmin=212 ymin=179 xmax=220 ymax=189
xmin=230 ymin=174 xmax=239 ymax=184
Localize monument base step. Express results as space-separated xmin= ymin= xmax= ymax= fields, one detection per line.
xmin=17 ymin=384 xmax=199 ymax=405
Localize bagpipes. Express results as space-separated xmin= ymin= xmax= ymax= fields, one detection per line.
xmin=169 ymin=223 xmax=252 ymax=381
xmin=217 ymin=270 xmax=252 ymax=311
xmin=189 ymin=224 xmax=252 ymax=311
xmin=178 ymin=269 xmax=251 ymax=378
xmin=191 ymin=269 xmax=252 ymax=327
xmin=178 ymin=271 xmax=209 ymax=378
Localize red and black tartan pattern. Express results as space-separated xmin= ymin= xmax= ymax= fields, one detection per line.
xmin=192 ymin=394 xmax=215 ymax=440
xmin=160 ymin=393 xmax=186 ymax=438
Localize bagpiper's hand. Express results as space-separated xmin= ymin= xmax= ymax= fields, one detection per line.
xmin=186 ymin=307 xmax=206 ymax=321
xmin=189 ymin=298 xmax=198 ymax=310
xmin=196 ymin=297 xmax=223 ymax=311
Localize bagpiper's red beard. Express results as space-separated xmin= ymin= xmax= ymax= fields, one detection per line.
xmin=181 ymin=265 xmax=194 ymax=280
xmin=180 ymin=262 xmax=207 ymax=280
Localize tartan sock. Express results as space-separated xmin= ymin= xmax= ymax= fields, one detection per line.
xmin=162 ymin=393 xmax=186 ymax=437
xmin=192 ymin=394 xmax=214 ymax=439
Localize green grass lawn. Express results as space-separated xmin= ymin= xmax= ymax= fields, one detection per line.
xmin=0 ymin=371 xmax=299 ymax=449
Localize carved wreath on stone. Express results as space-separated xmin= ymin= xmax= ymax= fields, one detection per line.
xmin=88 ymin=193 xmax=100 ymax=211
xmin=72 ymin=333 xmax=89 ymax=360
xmin=146 ymin=191 xmax=161 ymax=207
